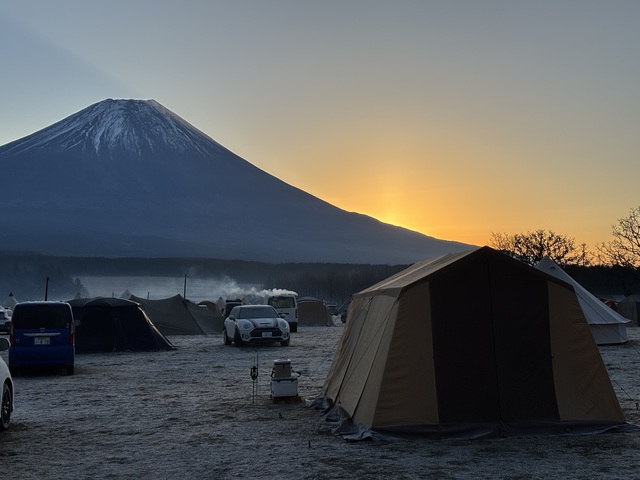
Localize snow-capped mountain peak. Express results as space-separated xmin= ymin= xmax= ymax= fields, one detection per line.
xmin=2 ymin=99 xmax=222 ymax=160
xmin=0 ymin=99 xmax=472 ymax=263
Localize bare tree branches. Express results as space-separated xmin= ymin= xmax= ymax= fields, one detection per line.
xmin=489 ymin=229 xmax=588 ymax=267
xmin=597 ymin=206 xmax=640 ymax=269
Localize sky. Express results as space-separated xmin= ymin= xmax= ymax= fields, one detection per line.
xmin=1 ymin=1 xmax=638 ymax=248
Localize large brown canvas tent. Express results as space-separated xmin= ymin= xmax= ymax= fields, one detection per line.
xmin=321 ymin=247 xmax=629 ymax=439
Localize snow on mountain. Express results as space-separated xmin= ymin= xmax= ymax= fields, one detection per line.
xmin=0 ymin=98 xmax=473 ymax=263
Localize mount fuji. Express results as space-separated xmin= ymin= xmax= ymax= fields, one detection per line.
xmin=0 ymin=99 xmax=472 ymax=263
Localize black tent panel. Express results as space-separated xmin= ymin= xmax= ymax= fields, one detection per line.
xmin=489 ymin=256 xmax=560 ymax=423
xmin=430 ymin=253 xmax=501 ymax=424
xmin=75 ymin=307 xmax=118 ymax=353
xmin=115 ymin=309 xmax=164 ymax=351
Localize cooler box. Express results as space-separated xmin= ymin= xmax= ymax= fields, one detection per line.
xmin=271 ymin=377 xmax=298 ymax=397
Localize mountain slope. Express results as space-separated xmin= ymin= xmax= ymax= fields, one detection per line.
xmin=0 ymin=99 xmax=473 ymax=263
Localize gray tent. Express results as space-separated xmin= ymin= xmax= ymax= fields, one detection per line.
xmin=129 ymin=294 xmax=224 ymax=335
xmin=617 ymin=295 xmax=640 ymax=326
xmin=298 ymin=296 xmax=333 ymax=326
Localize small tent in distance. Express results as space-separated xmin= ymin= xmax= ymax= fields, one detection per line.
xmin=3 ymin=292 xmax=18 ymax=310
xmin=298 ymin=296 xmax=333 ymax=327
xmin=535 ymin=256 xmax=629 ymax=345
xmin=321 ymin=247 xmax=629 ymax=440
xmin=617 ymin=295 xmax=640 ymax=326
xmin=68 ymin=297 xmax=174 ymax=353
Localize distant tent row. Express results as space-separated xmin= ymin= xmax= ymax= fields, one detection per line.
xmin=535 ymin=257 xmax=629 ymax=345
xmin=320 ymin=247 xmax=630 ymax=439
xmin=68 ymin=297 xmax=174 ymax=353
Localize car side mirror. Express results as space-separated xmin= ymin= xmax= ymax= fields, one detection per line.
xmin=229 ymin=315 xmax=236 ymax=321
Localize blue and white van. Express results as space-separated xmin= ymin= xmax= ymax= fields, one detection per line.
xmin=9 ymin=301 xmax=75 ymax=376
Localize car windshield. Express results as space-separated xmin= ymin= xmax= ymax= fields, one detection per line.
xmin=12 ymin=305 xmax=72 ymax=329
xmin=268 ymin=297 xmax=295 ymax=308
xmin=237 ymin=307 xmax=277 ymax=319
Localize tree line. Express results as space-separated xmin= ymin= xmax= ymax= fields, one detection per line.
xmin=0 ymin=253 xmax=406 ymax=305
xmin=489 ymin=205 xmax=640 ymax=295
xmin=4 ymin=205 xmax=640 ymax=303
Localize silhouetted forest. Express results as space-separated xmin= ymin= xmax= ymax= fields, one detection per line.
xmin=1 ymin=253 xmax=637 ymax=307
xmin=0 ymin=253 xmax=408 ymax=305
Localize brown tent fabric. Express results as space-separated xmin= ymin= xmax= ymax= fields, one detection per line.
xmin=535 ymin=256 xmax=629 ymax=345
xmin=321 ymin=247 xmax=628 ymax=439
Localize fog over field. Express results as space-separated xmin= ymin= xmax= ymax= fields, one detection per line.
xmin=79 ymin=275 xmax=296 ymax=305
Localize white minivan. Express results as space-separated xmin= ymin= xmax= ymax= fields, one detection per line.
xmin=267 ymin=294 xmax=298 ymax=332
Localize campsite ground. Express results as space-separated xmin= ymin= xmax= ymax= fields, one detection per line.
xmin=2 ymin=322 xmax=640 ymax=479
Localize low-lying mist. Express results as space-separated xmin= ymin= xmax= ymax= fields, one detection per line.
xmin=79 ymin=274 xmax=296 ymax=304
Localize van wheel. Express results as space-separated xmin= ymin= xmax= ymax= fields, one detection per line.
xmin=66 ymin=365 xmax=74 ymax=376
xmin=289 ymin=323 xmax=297 ymax=333
xmin=0 ymin=383 xmax=11 ymax=431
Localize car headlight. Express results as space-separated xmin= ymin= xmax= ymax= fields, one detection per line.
xmin=238 ymin=320 xmax=253 ymax=330
xmin=278 ymin=319 xmax=290 ymax=331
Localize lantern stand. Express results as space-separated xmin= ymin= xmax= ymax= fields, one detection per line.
xmin=250 ymin=353 xmax=259 ymax=404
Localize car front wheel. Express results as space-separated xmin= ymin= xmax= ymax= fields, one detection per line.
xmin=0 ymin=382 xmax=11 ymax=431
xmin=281 ymin=338 xmax=290 ymax=347
xmin=223 ymin=329 xmax=232 ymax=345
xmin=234 ymin=329 xmax=245 ymax=347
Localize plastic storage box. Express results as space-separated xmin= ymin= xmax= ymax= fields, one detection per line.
xmin=271 ymin=359 xmax=298 ymax=397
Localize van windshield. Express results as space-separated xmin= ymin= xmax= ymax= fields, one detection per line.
xmin=268 ymin=297 xmax=295 ymax=308
xmin=13 ymin=305 xmax=72 ymax=329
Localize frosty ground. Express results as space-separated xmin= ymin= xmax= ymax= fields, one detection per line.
xmin=3 ymin=323 xmax=640 ymax=480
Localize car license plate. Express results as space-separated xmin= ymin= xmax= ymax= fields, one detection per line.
xmin=34 ymin=337 xmax=50 ymax=345
xmin=262 ymin=332 xmax=272 ymax=338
